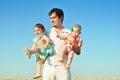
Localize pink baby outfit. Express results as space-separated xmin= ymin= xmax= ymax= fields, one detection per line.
xmin=65 ymin=32 xmax=79 ymax=52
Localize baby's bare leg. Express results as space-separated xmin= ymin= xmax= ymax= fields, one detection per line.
xmin=30 ymin=48 xmax=41 ymax=54
xmin=58 ymin=45 xmax=67 ymax=62
xmin=23 ymin=47 xmax=41 ymax=59
xmin=65 ymin=50 xmax=74 ymax=69
xmin=33 ymin=59 xmax=43 ymax=79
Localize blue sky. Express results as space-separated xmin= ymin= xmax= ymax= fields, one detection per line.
xmin=0 ymin=0 xmax=120 ymax=78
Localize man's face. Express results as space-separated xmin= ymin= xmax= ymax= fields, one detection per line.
xmin=50 ymin=13 xmax=62 ymax=28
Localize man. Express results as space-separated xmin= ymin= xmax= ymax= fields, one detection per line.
xmin=43 ymin=8 xmax=71 ymax=80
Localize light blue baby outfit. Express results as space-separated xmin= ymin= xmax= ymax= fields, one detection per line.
xmin=33 ymin=33 xmax=53 ymax=62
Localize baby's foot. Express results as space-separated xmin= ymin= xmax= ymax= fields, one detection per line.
xmin=23 ymin=47 xmax=31 ymax=58
xmin=65 ymin=64 xmax=70 ymax=69
xmin=33 ymin=74 xmax=42 ymax=79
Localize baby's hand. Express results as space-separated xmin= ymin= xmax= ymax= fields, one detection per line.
xmin=34 ymin=42 xmax=37 ymax=47
xmin=44 ymin=46 xmax=47 ymax=49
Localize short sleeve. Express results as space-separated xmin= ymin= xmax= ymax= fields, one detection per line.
xmin=33 ymin=37 xmax=37 ymax=43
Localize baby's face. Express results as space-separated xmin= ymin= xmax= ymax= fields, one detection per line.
xmin=73 ymin=30 xmax=80 ymax=36
xmin=72 ymin=26 xmax=80 ymax=36
xmin=34 ymin=27 xmax=43 ymax=36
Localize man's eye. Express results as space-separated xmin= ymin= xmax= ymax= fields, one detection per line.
xmin=53 ymin=17 xmax=56 ymax=19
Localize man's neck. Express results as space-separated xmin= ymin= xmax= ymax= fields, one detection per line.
xmin=54 ymin=25 xmax=64 ymax=34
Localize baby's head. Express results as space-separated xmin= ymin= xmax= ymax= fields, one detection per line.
xmin=71 ymin=24 xmax=81 ymax=35
xmin=34 ymin=23 xmax=45 ymax=36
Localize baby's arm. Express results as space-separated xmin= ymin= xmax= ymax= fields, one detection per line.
xmin=42 ymin=35 xmax=50 ymax=49
xmin=36 ymin=39 xmax=43 ymax=47
xmin=57 ymin=34 xmax=67 ymax=40
xmin=67 ymin=35 xmax=75 ymax=41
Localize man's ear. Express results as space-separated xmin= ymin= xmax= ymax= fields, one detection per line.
xmin=60 ymin=16 xmax=64 ymax=22
xmin=79 ymin=32 xmax=81 ymax=34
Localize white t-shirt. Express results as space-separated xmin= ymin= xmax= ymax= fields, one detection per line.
xmin=45 ymin=27 xmax=71 ymax=65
